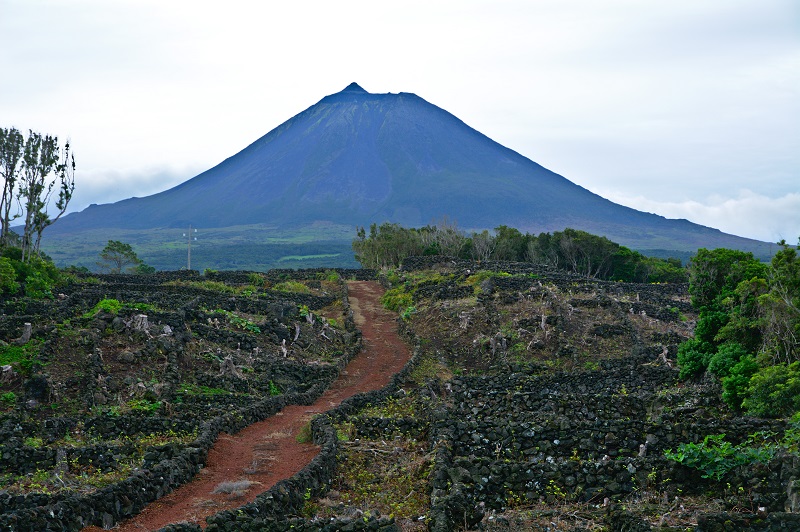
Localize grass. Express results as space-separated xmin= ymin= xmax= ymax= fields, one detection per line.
xmin=278 ymin=253 xmax=341 ymax=262
xmin=212 ymin=479 xmax=259 ymax=495
xmin=0 ymin=341 xmax=42 ymax=376
xmin=273 ymin=280 xmax=311 ymax=294
xmin=360 ymin=396 xmax=417 ymax=419
xmin=317 ymin=435 xmax=432 ymax=521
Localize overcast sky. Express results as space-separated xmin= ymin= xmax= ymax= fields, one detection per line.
xmin=1 ymin=0 xmax=798 ymax=243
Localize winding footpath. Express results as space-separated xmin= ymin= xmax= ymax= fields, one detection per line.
xmin=97 ymin=281 xmax=411 ymax=531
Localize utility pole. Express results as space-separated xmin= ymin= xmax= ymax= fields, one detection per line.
xmin=183 ymin=225 xmax=197 ymax=270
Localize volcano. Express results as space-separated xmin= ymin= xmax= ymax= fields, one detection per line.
xmin=45 ymin=83 xmax=773 ymax=268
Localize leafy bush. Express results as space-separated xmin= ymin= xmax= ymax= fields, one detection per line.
xmin=381 ymin=286 xmax=412 ymax=312
xmin=126 ymin=398 xmax=161 ymax=415
xmin=86 ymin=298 xmax=123 ymax=317
xmin=316 ymin=270 xmax=340 ymax=282
xmin=677 ymin=339 xmax=713 ymax=379
xmin=135 ymin=263 xmax=156 ymax=274
xmin=0 ymin=257 xmax=19 ymax=294
xmin=694 ymin=310 xmax=729 ymax=347
xmin=721 ymin=354 xmax=759 ymax=409
xmin=247 ymin=272 xmax=266 ymax=286
xmin=24 ymin=271 xmax=53 ymax=299
xmin=664 ymin=433 xmax=774 ymax=481
xmin=215 ymin=309 xmax=261 ymax=334
xmin=273 ymin=280 xmax=311 ymax=294
xmin=0 ymin=392 xmax=16 ymax=407
xmin=708 ymin=342 xmax=748 ymax=379
xmin=166 ymin=279 xmax=236 ymax=293
xmin=743 ymin=362 xmax=800 ymax=418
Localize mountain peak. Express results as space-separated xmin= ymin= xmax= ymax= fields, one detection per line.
xmin=341 ymin=82 xmax=368 ymax=93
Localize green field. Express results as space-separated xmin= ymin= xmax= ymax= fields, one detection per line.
xmin=41 ymin=222 xmax=360 ymax=272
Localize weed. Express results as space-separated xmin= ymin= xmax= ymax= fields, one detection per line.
xmin=23 ymin=436 xmax=43 ymax=448
xmin=268 ymin=381 xmax=280 ymax=396
xmin=0 ymin=341 xmax=43 ymax=377
xmin=126 ymin=398 xmax=161 ymax=415
xmin=329 ymin=437 xmax=431 ymax=519
xmin=166 ymin=279 xmax=236 ymax=293
xmin=381 ymin=287 xmax=412 ymax=312
xmin=336 ymin=421 xmax=355 ymax=441
xmin=0 ymin=391 xmax=16 ymax=407
xmin=400 ymin=305 xmax=416 ymax=320
xmin=296 ymin=422 xmax=313 ymax=443
xmin=212 ymin=479 xmax=257 ymax=495
xmin=360 ymin=396 xmax=416 ymax=418
xmin=273 ymin=280 xmax=311 ymax=294
xmin=214 ymin=309 xmax=261 ymax=334
xmin=84 ymin=298 xmax=122 ymax=317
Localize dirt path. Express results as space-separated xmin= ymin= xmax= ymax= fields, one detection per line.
xmin=101 ymin=281 xmax=410 ymax=531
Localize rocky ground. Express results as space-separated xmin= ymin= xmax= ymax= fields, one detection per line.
xmin=1 ymin=261 xmax=798 ymax=531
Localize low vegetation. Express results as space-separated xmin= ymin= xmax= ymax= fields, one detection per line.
xmin=2 ymin=230 xmax=799 ymax=530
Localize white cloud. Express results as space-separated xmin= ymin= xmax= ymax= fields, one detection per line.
xmin=1 ymin=0 xmax=798 ymax=235
xmin=597 ymin=188 xmax=800 ymax=244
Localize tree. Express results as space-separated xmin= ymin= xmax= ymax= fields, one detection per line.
xmin=688 ymin=248 xmax=767 ymax=312
xmin=492 ymin=225 xmax=528 ymax=261
xmin=97 ymin=240 xmax=143 ymax=274
xmin=431 ymin=217 xmax=466 ymax=257
xmin=5 ymin=129 xmax=76 ymax=261
xmin=758 ymin=239 xmax=800 ymax=365
xmin=0 ymin=127 xmax=24 ymax=245
xmin=471 ymin=230 xmax=496 ymax=261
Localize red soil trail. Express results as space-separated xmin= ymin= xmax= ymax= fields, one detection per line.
xmin=98 ymin=281 xmax=410 ymax=531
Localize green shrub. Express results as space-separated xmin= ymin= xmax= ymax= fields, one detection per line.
xmin=0 ymin=257 xmax=19 ymax=294
xmin=0 ymin=392 xmax=16 ymax=407
xmin=135 ymin=263 xmax=156 ymax=274
xmin=296 ymin=422 xmax=312 ymax=443
xmin=694 ymin=310 xmax=729 ymax=347
xmin=721 ymin=354 xmax=759 ymax=409
xmin=385 ymin=270 xmax=401 ymax=285
xmin=400 ymin=306 xmax=416 ymax=320
xmin=273 ymin=280 xmax=310 ymax=294
xmin=0 ymin=342 xmax=41 ymax=376
xmin=268 ymin=381 xmax=280 ymax=396
xmin=381 ymin=287 xmax=412 ymax=312
xmin=215 ymin=309 xmax=261 ymax=334
xmin=23 ymin=436 xmax=44 ymax=448
xmin=85 ymin=298 xmax=122 ymax=317
xmin=24 ymin=271 xmax=53 ymax=299
xmin=127 ymin=398 xmax=161 ymax=415
xmin=677 ymin=339 xmax=713 ymax=379
xmin=743 ymin=362 xmax=800 ymax=418
xmin=664 ymin=433 xmax=774 ymax=481
xmin=247 ymin=272 xmax=266 ymax=285
xmin=316 ymin=270 xmax=340 ymax=282
xmin=123 ymin=301 xmax=157 ymax=313
xmin=708 ymin=343 xmax=748 ymax=379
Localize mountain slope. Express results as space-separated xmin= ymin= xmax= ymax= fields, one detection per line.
xmin=45 ymin=82 xmax=773 ymax=263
